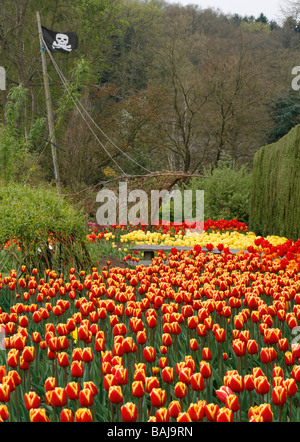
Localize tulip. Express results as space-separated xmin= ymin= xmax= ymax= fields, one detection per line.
xmin=178 ymin=367 xmax=192 ymax=385
xmin=168 ymin=400 xmax=181 ymax=419
xmin=216 ymin=407 xmax=233 ymax=422
xmin=66 ymin=382 xmax=80 ymax=401
xmin=190 ymin=372 xmax=205 ymax=393
xmin=156 ymin=407 xmax=169 ymax=422
xmin=187 ymin=402 xmax=205 ymax=422
xmin=22 ymin=346 xmax=35 ymax=363
xmin=177 ymin=412 xmax=192 ymax=422
xmin=215 ymin=385 xmax=233 ymax=403
xmin=24 ymin=391 xmax=40 ymax=410
xmin=199 ymin=361 xmax=212 ymax=378
xmin=225 ymin=394 xmax=240 ymax=413
xmin=0 ymin=383 xmax=10 ymax=403
xmin=29 ymin=408 xmax=50 ymax=422
xmin=114 ymin=366 xmax=128 ymax=386
xmin=83 ymin=381 xmax=98 ymax=397
xmin=248 ymin=404 xmax=273 ymax=422
xmin=133 ymin=367 xmax=146 ymax=383
xmin=44 ymin=377 xmax=57 ymax=392
xmin=0 ymin=366 xmax=6 ymax=383
xmin=205 ymin=403 xmax=219 ymax=422
xmin=162 ymin=333 xmax=172 ymax=347
xmin=7 ymin=349 xmax=19 ymax=368
xmin=60 ymin=408 xmax=74 ymax=422
xmin=174 ymin=381 xmax=187 ymax=399
xmin=189 ymin=338 xmax=199 ymax=352
xmin=272 ymin=385 xmax=287 ymax=408
xmin=0 ymin=405 xmax=9 ymax=422
xmin=79 ymin=388 xmax=94 ymax=407
xmin=228 ymin=374 xmax=244 ymax=394
xmin=214 ymin=327 xmax=226 ymax=343
xmin=291 ymin=365 xmax=300 ymax=383
xmin=162 ymin=367 xmax=174 ymax=384
xmin=145 ymin=377 xmax=159 ymax=394
xmin=232 ymin=339 xmax=246 ymax=358
xmin=108 ymin=385 xmax=123 ymax=404
xmin=50 ymin=387 xmax=67 ymax=408
xmin=121 ymin=402 xmax=137 ymax=422
xmin=150 ymin=388 xmax=166 ymax=408
xmin=284 ymin=351 xmax=295 ymax=367
xmin=71 ymin=360 xmax=83 ymax=378
xmin=131 ymin=381 xmax=145 ymax=398
xmin=143 ymin=346 xmax=156 ymax=364
xmin=57 ymin=352 xmax=69 ymax=368
xmin=285 ymin=378 xmax=297 ymax=397
xmin=254 ymin=376 xmax=270 ymax=399
xmin=75 ymin=408 xmax=93 ymax=422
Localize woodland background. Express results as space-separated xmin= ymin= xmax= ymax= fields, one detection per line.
xmin=1 ymin=0 xmax=300 ymax=224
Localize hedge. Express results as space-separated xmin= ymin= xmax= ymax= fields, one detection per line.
xmin=249 ymin=124 xmax=300 ymax=241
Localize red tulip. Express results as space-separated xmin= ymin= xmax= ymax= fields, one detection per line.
xmin=60 ymin=408 xmax=74 ymax=422
xmin=177 ymin=412 xmax=192 ymax=422
xmin=79 ymin=388 xmax=94 ymax=407
xmin=29 ymin=408 xmax=50 ymax=422
xmin=254 ymin=376 xmax=270 ymax=396
xmin=199 ymin=361 xmax=212 ymax=379
xmin=168 ymin=400 xmax=181 ymax=419
xmin=75 ymin=408 xmax=93 ymax=422
xmin=162 ymin=367 xmax=174 ymax=384
xmin=57 ymin=352 xmax=69 ymax=368
xmin=190 ymin=372 xmax=205 ymax=392
xmin=66 ymin=382 xmax=80 ymax=400
xmin=174 ymin=382 xmax=187 ymax=399
xmin=205 ymin=403 xmax=219 ymax=422
xmin=50 ymin=387 xmax=67 ymax=407
xmin=284 ymin=378 xmax=297 ymax=397
xmin=189 ymin=339 xmax=199 ymax=352
xmin=0 ymin=383 xmax=10 ymax=402
xmin=131 ymin=381 xmax=145 ymax=398
xmin=108 ymin=385 xmax=123 ymax=404
xmin=246 ymin=339 xmax=258 ymax=355
xmin=217 ymin=407 xmax=233 ymax=422
xmin=121 ymin=402 xmax=137 ymax=422
xmin=228 ymin=374 xmax=244 ymax=394
xmin=7 ymin=349 xmax=19 ymax=368
xmin=150 ymin=388 xmax=166 ymax=408
xmin=225 ymin=394 xmax=240 ymax=412
xmin=24 ymin=391 xmax=41 ymax=410
xmin=156 ymin=407 xmax=169 ymax=422
xmin=22 ymin=346 xmax=35 ymax=363
xmin=187 ymin=401 xmax=205 ymax=422
xmin=0 ymin=405 xmax=9 ymax=422
xmin=143 ymin=346 xmax=156 ymax=364
xmin=178 ymin=367 xmax=192 ymax=385
xmin=71 ymin=360 xmax=83 ymax=378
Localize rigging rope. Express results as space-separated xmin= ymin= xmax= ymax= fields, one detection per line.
xmin=43 ymin=41 xmax=152 ymax=175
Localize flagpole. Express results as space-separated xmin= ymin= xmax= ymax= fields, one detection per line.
xmin=36 ymin=11 xmax=61 ymax=195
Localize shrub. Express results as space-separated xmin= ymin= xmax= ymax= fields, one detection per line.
xmin=0 ymin=184 xmax=90 ymax=272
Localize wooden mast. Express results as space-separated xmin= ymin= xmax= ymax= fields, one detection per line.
xmin=37 ymin=11 xmax=61 ymax=195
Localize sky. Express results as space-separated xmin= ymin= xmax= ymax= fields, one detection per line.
xmin=167 ymin=0 xmax=283 ymax=22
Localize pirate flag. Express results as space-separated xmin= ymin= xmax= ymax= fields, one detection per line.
xmin=42 ymin=26 xmax=78 ymax=54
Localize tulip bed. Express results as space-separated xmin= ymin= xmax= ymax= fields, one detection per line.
xmin=1 ymin=221 xmax=300 ymax=422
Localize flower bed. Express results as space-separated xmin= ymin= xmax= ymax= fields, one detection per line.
xmin=0 ymin=236 xmax=300 ymax=422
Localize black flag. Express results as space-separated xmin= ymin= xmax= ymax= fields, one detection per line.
xmin=42 ymin=26 xmax=78 ymax=54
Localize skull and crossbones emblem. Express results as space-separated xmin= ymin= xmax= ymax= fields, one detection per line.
xmin=52 ymin=33 xmax=72 ymax=52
